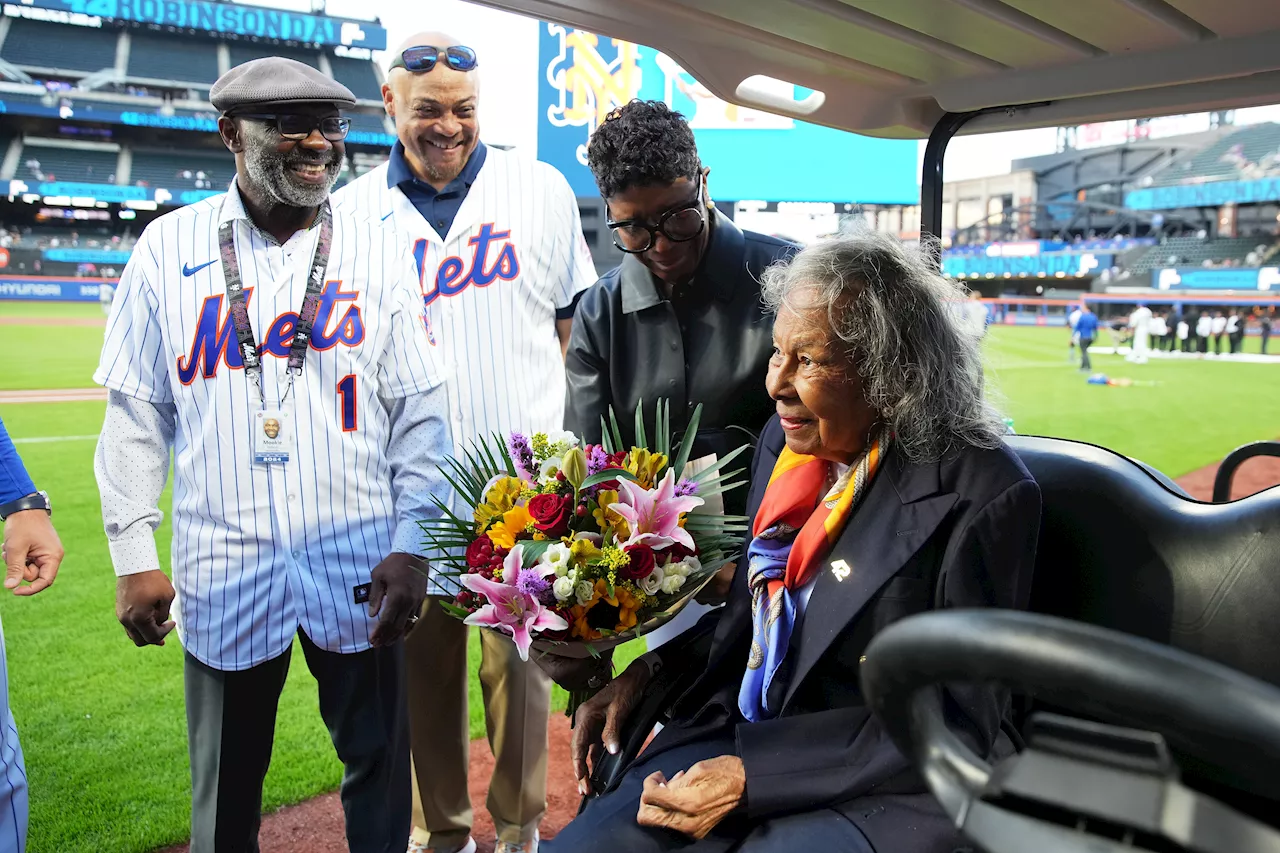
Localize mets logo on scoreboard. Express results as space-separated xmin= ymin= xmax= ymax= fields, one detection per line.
xmin=544 ymin=25 xmax=642 ymax=167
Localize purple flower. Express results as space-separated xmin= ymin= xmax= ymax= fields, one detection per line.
xmin=461 ymin=546 xmax=566 ymax=661
xmin=675 ymin=478 xmax=699 ymax=497
xmin=515 ymin=567 xmax=551 ymax=599
xmin=509 ymin=432 xmax=536 ymax=482
xmin=587 ymin=445 xmax=609 ymax=475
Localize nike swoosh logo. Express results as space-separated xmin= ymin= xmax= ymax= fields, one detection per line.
xmin=182 ymin=259 xmax=217 ymax=277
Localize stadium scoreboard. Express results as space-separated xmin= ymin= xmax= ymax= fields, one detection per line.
xmin=2 ymin=0 xmax=386 ymax=49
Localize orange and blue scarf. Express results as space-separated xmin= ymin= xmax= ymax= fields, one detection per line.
xmin=739 ymin=430 xmax=888 ymax=722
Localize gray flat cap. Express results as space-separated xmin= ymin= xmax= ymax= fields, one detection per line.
xmin=211 ymin=57 xmax=357 ymax=113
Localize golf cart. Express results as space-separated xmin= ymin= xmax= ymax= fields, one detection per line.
xmin=462 ymin=2 xmax=1280 ymax=849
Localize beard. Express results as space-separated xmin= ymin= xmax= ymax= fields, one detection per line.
xmin=241 ymin=122 xmax=342 ymax=208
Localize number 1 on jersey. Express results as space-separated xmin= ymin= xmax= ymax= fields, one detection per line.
xmin=338 ymin=374 xmax=358 ymax=432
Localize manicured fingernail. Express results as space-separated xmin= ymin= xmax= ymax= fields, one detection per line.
xmin=607 ymin=742 xmax=618 ymax=755
xmin=577 ymin=779 xmax=589 ymax=795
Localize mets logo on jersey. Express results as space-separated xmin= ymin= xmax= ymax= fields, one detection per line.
xmin=412 ymin=222 xmax=520 ymax=307
xmin=176 ymin=280 xmax=365 ymax=384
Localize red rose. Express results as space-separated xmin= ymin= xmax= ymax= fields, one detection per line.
xmin=658 ymin=542 xmax=697 ymax=564
xmin=620 ymin=544 xmax=656 ymax=580
xmin=466 ymin=535 xmax=495 ymax=568
xmin=527 ymin=493 xmax=571 ymax=537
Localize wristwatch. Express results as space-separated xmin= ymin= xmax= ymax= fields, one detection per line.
xmin=0 ymin=490 xmax=51 ymax=520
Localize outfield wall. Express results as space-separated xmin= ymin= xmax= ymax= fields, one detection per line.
xmin=0 ymin=277 xmax=109 ymax=301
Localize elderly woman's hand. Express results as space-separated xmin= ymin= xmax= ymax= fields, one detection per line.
xmin=637 ymin=755 xmax=746 ymax=838
xmin=571 ymin=657 xmax=652 ymax=795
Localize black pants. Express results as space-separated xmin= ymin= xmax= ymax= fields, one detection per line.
xmin=1214 ymin=333 xmax=1224 ymax=355
xmin=1230 ymin=332 xmax=1243 ymax=354
xmin=184 ymin=632 xmax=410 ymax=853
xmin=547 ymin=735 xmax=876 ymax=853
xmin=1263 ymin=331 xmax=1271 ymax=354
xmin=1079 ymin=338 xmax=1092 ymax=371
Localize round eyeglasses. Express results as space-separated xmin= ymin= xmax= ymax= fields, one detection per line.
xmin=606 ymin=184 xmax=707 ymax=253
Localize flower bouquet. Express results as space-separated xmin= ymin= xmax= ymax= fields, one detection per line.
xmin=420 ymin=400 xmax=749 ymax=671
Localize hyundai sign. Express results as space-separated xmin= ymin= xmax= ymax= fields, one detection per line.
xmin=6 ymin=0 xmax=387 ymax=49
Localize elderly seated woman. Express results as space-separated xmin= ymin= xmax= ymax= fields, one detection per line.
xmin=541 ymin=231 xmax=1042 ymax=853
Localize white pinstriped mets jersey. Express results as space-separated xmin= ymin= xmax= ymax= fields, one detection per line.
xmin=332 ymin=146 xmax=596 ymax=450
xmin=94 ymin=183 xmax=451 ymax=670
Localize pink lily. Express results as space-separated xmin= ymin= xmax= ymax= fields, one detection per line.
xmin=461 ymin=546 xmax=567 ymax=661
xmin=611 ymin=468 xmax=705 ymax=551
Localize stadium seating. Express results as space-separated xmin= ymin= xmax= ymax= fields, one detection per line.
xmin=1124 ymin=235 xmax=1261 ymax=274
xmin=348 ymin=112 xmax=390 ymax=135
xmin=127 ymin=33 xmax=220 ymax=85
xmin=127 ymin=149 xmax=234 ymax=189
xmin=1153 ymin=123 xmax=1280 ymax=186
xmin=18 ymin=145 xmax=118 ymax=184
xmin=228 ymin=43 xmax=321 ymax=70
xmin=1 ymin=19 xmax=117 ymax=73
xmin=330 ymin=56 xmax=382 ymax=101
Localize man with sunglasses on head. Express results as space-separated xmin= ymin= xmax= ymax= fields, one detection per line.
xmin=333 ymin=33 xmax=596 ymax=853
xmin=94 ymin=57 xmax=452 ymax=853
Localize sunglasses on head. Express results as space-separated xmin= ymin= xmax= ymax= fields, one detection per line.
xmin=390 ymin=45 xmax=479 ymax=73
xmin=235 ymin=113 xmax=350 ymax=142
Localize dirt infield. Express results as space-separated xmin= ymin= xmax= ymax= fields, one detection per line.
xmin=1174 ymin=451 xmax=1280 ymax=501
xmin=0 ymin=315 xmax=106 ymax=326
xmin=159 ymin=713 xmax=580 ymax=853
xmin=0 ymin=388 xmax=106 ymax=404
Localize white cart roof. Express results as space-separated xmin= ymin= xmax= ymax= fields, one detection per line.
xmin=469 ymin=0 xmax=1280 ymax=138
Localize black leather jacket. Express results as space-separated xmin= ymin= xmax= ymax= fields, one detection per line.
xmin=564 ymin=211 xmax=797 ymax=515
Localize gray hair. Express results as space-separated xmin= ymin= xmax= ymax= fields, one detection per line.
xmin=760 ymin=230 xmax=1005 ymax=463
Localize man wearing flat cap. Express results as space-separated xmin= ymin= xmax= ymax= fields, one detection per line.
xmin=94 ymin=56 xmax=454 ymax=852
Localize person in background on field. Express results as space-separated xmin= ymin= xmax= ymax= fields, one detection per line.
xmin=1067 ymin=303 xmax=1082 ymax=362
xmin=1149 ymin=312 xmax=1168 ymax=353
xmin=1126 ymin=302 xmax=1152 ymax=364
xmin=0 ymin=415 xmax=66 ymax=853
xmin=1227 ymin=311 xmax=1244 ymax=354
xmin=1210 ymin=311 xmax=1227 ymax=355
xmin=1075 ymin=303 xmax=1099 ymax=371
xmin=98 ymin=279 xmax=115 ymax=316
xmin=1176 ymin=314 xmax=1190 ymax=353
xmin=1260 ymin=309 xmax=1273 ymax=355
xmin=1196 ymin=311 xmax=1212 ymax=354
xmin=333 ymin=33 xmax=597 ymax=853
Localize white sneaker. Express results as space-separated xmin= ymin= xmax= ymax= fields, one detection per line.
xmin=408 ymin=837 xmax=477 ymax=853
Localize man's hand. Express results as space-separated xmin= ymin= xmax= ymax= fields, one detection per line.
xmin=116 ymin=570 xmax=176 ymax=646
xmin=532 ymin=647 xmax=614 ymax=692
xmin=369 ymin=552 xmax=427 ymax=647
xmin=637 ymin=755 xmax=746 ymax=839
xmin=572 ymin=658 xmax=652 ymax=796
xmin=695 ymin=561 xmax=736 ymax=606
xmin=2 ymin=508 xmax=64 ymax=596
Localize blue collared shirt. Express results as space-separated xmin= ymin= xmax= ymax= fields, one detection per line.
xmin=386 ymin=140 xmax=488 ymax=238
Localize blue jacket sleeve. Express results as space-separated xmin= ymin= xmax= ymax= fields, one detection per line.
xmin=0 ymin=416 xmax=37 ymax=504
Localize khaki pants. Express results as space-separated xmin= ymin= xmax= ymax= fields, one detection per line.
xmin=407 ymin=598 xmax=552 ymax=848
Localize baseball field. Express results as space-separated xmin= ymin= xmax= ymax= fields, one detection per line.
xmin=2 ymin=301 xmax=1279 ymax=852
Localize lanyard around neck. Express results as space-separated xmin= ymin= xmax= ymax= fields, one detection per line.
xmin=217 ymin=201 xmax=333 ymax=403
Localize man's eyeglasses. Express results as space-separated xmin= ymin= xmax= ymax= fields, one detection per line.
xmin=236 ymin=114 xmax=350 ymax=142
xmin=606 ymin=183 xmax=706 ymax=253
xmin=390 ymin=45 xmax=479 ymax=74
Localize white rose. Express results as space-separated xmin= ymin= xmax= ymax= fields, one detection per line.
xmin=682 ymin=555 xmax=702 ymax=576
xmin=575 ymin=580 xmax=596 ymax=606
xmin=660 ymin=572 xmax=686 ymax=594
xmin=539 ymin=542 xmax=572 ymax=576
xmin=640 ymin=565 xmax=664 ymax=596
xmin=546 ymin=429 xmax=579 ymax=454
xmin=552 ymin=575 xmax=576 ymax=602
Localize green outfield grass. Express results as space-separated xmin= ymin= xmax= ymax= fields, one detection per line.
xmin=2 ymin=302 xmax=1279 ymax=851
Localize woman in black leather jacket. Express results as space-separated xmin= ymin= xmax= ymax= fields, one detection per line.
xmin=563 ymin=100 xmax=797 ymax=521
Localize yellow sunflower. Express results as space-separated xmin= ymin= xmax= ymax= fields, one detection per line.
xmin=488 ymin=505 xmax=533 ymax=549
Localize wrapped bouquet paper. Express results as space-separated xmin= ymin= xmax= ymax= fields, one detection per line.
xmin=419 ymin=400 xmax=749 ymax=690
